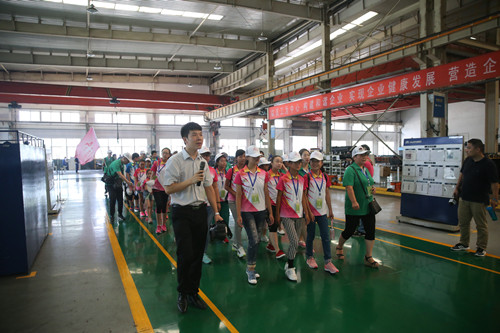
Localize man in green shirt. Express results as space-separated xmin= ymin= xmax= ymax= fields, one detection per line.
xmin=103 ymin=150 xmax=114 ymax=171
xmin=105 ymin=153 xmax=133 ymax=222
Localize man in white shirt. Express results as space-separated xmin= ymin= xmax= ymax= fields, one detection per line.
xmin=162 ymin=122 xmax=223 ymax=313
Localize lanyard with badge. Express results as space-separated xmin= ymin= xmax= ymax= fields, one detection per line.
xmin=218 ymin=170 xmax=226 ymax=199
xmin=291 ymin=176 xmax=301 ymax=212
xmin=361 ymin=167 xmax=373 ymax=196
xmin=309 ymin=171 xmax=324 ymax=209
xmin=248 ymin=171 xmax=260 ymax=204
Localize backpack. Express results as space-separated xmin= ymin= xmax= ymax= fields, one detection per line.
xmin=210 ymin=220 xmax=230 ymax=241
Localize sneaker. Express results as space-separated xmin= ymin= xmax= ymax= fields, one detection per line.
xmin=147 ymin=218 xmax=153 ymax=224
xmin=155 ymin=226 xmax=162 ymax=234
xmin=475 ymin=248 xmax=486 ymax=257
xmin=353 ymin=230 xmax=365 ymax=237
xmin=451 ymin=243 xmax=469 ymax=251
xmin=306 ymin=257 xmax=318 ymax=269
xmin=232 ymin=243 xmax=239 ymax=252
xmin=145 ymin=211 xmax=149 ymax=217
xmin=298 ymin=241 xmax=306 ymax=248
xmin=140 ymin=212 xmax=146 ymax=218
xmin=134 ymin=207 xmax=139 ymax=212
xmin=324 ymin=261 xmax=339 ymax=274
xmin=275 ymin=250 xmax=286 ymax=259
xmin=260 ymin=235 xmax=269 ymax=243
xmin=237 ymin=247 xmax=246 ymax=258
xmin=284 ymin=263 xmax=298 ymax=282
xmin=255 ymin=272 xmax=261 ymax=279
xmin=118 ymin=215 xmax=126 ymax=222
xmin=202 ymin=253 xmax=212 ymax=264
xmin=278 ymin=229 xmax=285 ymax=236
xmin=266 ymin=243 xmax=276 ymax=253
xmin=161 ymin=225 xmax=167 ymax=233
xmin=223 ymin=237 xmax=229 ymax=244
xmin=246 ymin=270 xmax=257 ymax=285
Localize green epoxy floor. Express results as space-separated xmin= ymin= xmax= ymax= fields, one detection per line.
xmin=111 ymin=194 xmax=500 ymax=332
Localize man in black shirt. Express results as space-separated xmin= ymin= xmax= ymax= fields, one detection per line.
xmin=451 ymin=139 xmax=498 ymax=256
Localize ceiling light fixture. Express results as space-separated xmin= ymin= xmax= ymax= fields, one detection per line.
xmin=86 ymin=75 xmax=93 ymax=81
xmin=258 ymin=9 xmax=268 ymax=41
xmin=470 ymin=36 xmax=477 ymax=40
xmin=86 ymin=51 xmax=95 ymax=58
xmin=109 ymin=97 xmax=120 ymax=104
xmin=258 ymin=32 xmax=268 ymax=41
xmin=214 ymin=63 xmax=222 ymax=70
xmin=86 ymin=4 xmax=98 ymax=14
xmin=187 ymin=83 xmax=193 ymax=88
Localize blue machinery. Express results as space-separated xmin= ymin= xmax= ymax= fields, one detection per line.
xmin=0 ymin=130 xmax=49 ymax=275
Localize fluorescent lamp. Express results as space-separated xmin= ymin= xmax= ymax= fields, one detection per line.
xmin=330 ymin=29 xmax=344 ymax=40
xmin=182 ymin=12 xmax=208 ymax=19
xmin=63 ymin=0 xmax=87 ymax=6
xmin=342 ymin=23 xmax=356 ymax=31
xmin=351 ymin=11 xmax=378 ymax=26
xmin=115 ymin=4 xmax=139 ymax=12
xmin=139 ymin=6 xmax=162 ymax=14
xmin=93 ymin=1 xmax=115 ymax=9
xmin=44 ymin=0 xmax=63 ymax=3
xmin=161 ymin=9 xmax=183 ymax=16
xmin=208 ymin=14 xmax=224 ymax=21
xmin=470 ymin=36 xmax=477 ymax=40
xmin=214 ymin=63 xmax=222 ymax=70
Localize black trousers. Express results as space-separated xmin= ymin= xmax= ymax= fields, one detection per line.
xmin=106 ymin=184 xmax=123 ymax=217
xmin=171 ymin=204 xmax=208 ymax=295
xmin=153 ymin=190 xmax=169 ymax=214
xmin=341 ymin=213 xmax=376 ymax=241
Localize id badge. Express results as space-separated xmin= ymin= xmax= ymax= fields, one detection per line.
xmin=252 ymin=194 xmax=260 ymax=204
xmin=316 ymin=198 xmax=323 ymax=209
xmin=295 ymin=202 xmax=301 ymax=213
xmin=220 ymin=189 xmax=226 ymax=198
xmin=367 ymin=185 xmax=372 ymax=196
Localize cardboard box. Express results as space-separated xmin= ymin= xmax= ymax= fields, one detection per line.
xmin=380 ymin=166 xmax=391 ymax=177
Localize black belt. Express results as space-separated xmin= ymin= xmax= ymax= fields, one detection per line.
xmin=171 ymin=203 xmax=207 ymax=210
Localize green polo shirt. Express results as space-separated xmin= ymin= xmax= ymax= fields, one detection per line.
xmin=343 ymin=163 xmax=374 ymax=216
xmin=106 ymin=159 xmax=124 ymax=177
xmin=299 ymin=166 xmax=310 ymax=177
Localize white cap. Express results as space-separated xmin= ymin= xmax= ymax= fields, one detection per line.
xmin=199 ymin=146 xmax=211 ymax=155
xmin=145 ymin=158 xmax=151 ymax=162
xmin=126 ymin=188 xmax=133 ymax=195
xmin=245 ymin=145 xmax=260 ymax=158
xmin=310 ymin=151 xmax=324 ymax=161
xmin=352 ymin=146 xmax=371 ymax=157
xmin=123 ymin=152 xmax=132 ymax=162
xmin=107 ymin=150 xmax=112 ymax=154
xmin=140 ymin=150 xmax=145 ymax=154
xmin=282 ymin=153 xmax=288 ymax=162
xmin=288 ymin=151 xmax=302 ymax=162
xmin=215 ymin=152 xmax=226 ymax=162
xmin=258 ymin=157 xmax=271 ymax=166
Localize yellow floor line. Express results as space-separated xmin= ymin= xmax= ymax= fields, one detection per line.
xmin=333 ymin=218 xmax=500 ymax=260
xmin=375 ymin=238 xmax=500 ymax=276
xmin=125 ymin=206 xmax=239 ymax=333
xmin=105 ymin=214 xmax=154 ymax=333
xmin=16 ymin=271 xmax=37 ymax=279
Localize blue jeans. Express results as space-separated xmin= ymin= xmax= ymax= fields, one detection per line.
xmin=306 ymin=214 xmax=332 ymax=261
xmin=357 ymin=220 xmax=365 ymax=233
xmin=241 ymin=211 xmax=267 ymax=266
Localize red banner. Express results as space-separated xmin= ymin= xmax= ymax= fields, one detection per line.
xmin=269 ymin=50 xmax=500 ymax=120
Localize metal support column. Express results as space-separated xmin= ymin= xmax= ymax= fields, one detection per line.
xmin=321 ymin=10 xmax=332 ymax=154
xmin=485 ymin=81 xmax=499 ymax=153
xmin=266 ymin=49 xmax=276 ymax=156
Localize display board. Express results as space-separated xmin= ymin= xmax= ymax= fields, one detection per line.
xmin=401 ymin=137 xmax=463 ymax=198
xmin=399 ymin=136 xmax=463 ymax=229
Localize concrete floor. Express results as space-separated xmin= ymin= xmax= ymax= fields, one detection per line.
xmin=1 ymin=170 xmax=499 ymax=333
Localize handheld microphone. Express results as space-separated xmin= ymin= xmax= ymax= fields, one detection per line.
xmin=197 ymin=161 xmax=206 ymax=186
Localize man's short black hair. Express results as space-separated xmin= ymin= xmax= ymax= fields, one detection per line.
xmin=151 ymin=150 xmax=157 ymax=155
xmin=132 ymin=153 xmax=140 ymax=159
xmin=235 ymin=149 xmax=245 ymax=158
xmin=467 ymin=138 xmax=484 ymax=153
xmin=181 ymin=122 xmax=202 ymax=139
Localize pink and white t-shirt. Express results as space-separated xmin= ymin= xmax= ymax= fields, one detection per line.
xmin=267 ymin=170 xmax=282 ymax=206
xmin=206 ymin=166 xmax=219 ymax=206
xmin=216 ymin=168 xmax=228 ymax=201
xmin=234 ymin=166 xmax=270 ymax=212
xmin=277 ymin=172 xmax=307 ymax=218
xmin=226 ymin=165 xmax=243 ymax=202
xmin=151 ymin=160 xmax=168 ymax=191
xmin=134 ymin=168 xmax=148 ymax=191
xmin=304 ymin=171 xmax=332 ymax=216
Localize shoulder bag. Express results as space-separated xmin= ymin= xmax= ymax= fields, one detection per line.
xmin=351 ymin=166 xmax=382 ymax=215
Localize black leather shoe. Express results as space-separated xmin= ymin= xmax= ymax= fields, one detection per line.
xmin=187 ymin=293 xmax=207 ymax=310
xmin=177 ymin=293 xmax=188 ymax=313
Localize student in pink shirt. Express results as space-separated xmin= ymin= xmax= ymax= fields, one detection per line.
xmin=151 ymin=147 xmax=171 ymax=235
xmin=304 ymin=151 xmax=339 ymax=274
xmin=275 ymin=151 xmax=311 ymax=282
xmin=142 ymin=169 xmax=155 ymax=224
xmin=235 ymin=146 xmax=273 ymax=285
xmin=225 ymin=149 xmax=247 ymax=258
xmin=265 ymin=155 xmax=286 ymax=259
xmin=133 ymin=159 xmax=148 ymax=218
xmin=199 ymin=147 xmax=220 ymax=264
